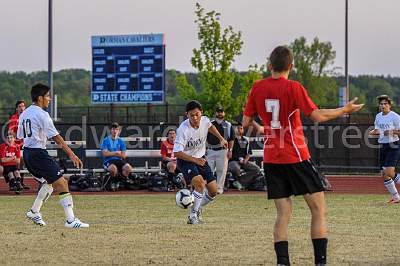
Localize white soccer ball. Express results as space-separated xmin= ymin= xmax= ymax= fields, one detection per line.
xmin=175 ymin=189 xmax=194 ymax=209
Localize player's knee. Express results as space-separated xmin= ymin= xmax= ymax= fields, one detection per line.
xmin=191 ymin=176 xmax=205 ymax=190
xmin=53 ymin=177 xmax=69 ymax=192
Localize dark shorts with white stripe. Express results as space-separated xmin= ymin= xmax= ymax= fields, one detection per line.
xmin=379 ymin=141 xmax=400 ymax=169
xmin=23 ymin=148 xmax=63 ymax=184
xmin=264 ymin=159 xmax=324 ymax=199
xmin=177 ymin=157 xmax=215 ymax=184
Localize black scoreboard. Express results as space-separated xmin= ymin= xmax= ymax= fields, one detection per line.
xmin=91 ymin=34 xmax=165 ymax=104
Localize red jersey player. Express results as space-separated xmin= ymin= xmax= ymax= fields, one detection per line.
xmin=242 ymin=46 xmax=364 ymax=266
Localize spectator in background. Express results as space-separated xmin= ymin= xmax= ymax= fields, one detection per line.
xmin=160 ymin=129 xmax=186 ymax=188
xmin=161 ymin=129 xmax=178 ymax=175
xmin=0 ymin=133 xmax=22 ymax=193
xmin=228 ymin=123 xmax=261 ymax=190
xmin=8 ymin=100 xmax=26 ymax=137
xmin=8 ymin=100 xmax=29 ymax=189
xmin=101 ymin=122 xmax=134 ymax=182
xmin=206 ymin=106 xmax=234 ymax=194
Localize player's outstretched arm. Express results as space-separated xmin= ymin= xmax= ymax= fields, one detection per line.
xmin=208 ymin=125 xmax=228 ymax=149
xmin=309 ymin=97 xmax=364 ymax=123
xmin=52 ymin=134 xmax=83 ymax=169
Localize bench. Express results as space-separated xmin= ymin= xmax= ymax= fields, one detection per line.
xmin=85 ymin=149 xmax=162 ymax=174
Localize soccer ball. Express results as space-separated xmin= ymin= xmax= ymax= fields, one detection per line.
xmin=175 ymin=189 xmax=194 ymax=209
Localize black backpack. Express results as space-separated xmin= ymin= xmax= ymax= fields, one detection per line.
xmin=68 ymin=171 xmax=102 ymax=192
xmin=148 ymin=174 xmax=170 ymax=192
xmin=124 ymin=173 xmax=149 ymax=190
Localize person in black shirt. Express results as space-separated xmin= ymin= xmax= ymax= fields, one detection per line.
xmin=228 ymin=123 xmax=261 ymax=189
xmin=206 ymin=106 xmax=235 ymax=194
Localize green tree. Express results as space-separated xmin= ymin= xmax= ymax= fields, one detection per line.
xmin=176 ymin=3 xmax=243 ymax=119
xmin=289 ymin=37 xmax=337 ymax=106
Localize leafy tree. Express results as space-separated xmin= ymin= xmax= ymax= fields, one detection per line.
xmin=290 ymin=37 xmax=337 ymax=106
xmin=176 ymin=3 xmax=243 ymax=119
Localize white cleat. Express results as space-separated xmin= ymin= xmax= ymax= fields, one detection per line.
xmin=26 ymin=210 xmax=46 ymax=226
xmin=65 ymin=218 xmax=89 ymax=228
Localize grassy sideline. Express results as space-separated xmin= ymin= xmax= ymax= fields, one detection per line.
xmin=0 ymin=193 xmax=399 ymax=265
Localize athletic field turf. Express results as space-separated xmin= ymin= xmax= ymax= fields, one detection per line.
xmin=0 ymin=193 xmax=399 ymax=265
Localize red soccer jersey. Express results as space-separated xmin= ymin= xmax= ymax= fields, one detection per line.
xmin=0 ymin=142 xmax=21 ymax=166
xmin=244 ymin=77 xmax=317 ymax=164
xmin=8 ymin=113 xmax=23 ymax=147
xmin=160 ymin=140 xmax=175 ymax=160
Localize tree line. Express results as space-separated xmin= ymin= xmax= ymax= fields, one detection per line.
xmin=0 ymin=68 xmax=398 ymax=112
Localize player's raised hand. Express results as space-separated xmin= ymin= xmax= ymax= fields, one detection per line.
xmin=344 ymin=97 xmax=364 ymax=114
xmin=69 ymin=153 xmax=83 ymax=169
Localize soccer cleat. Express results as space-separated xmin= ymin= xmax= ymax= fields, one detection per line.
xmin=64 ymin=218 xmax=89 ymax=228
xmin=387 ymin=198 xmax=400 ymax=204
xmin=26 ymin=210 xmax=46 ymax=226
xmin=197 ymin=209 xmax=203 ymax=222
xmin=187 ymin=209 xmax=204 ymax=225
xmin=187 ymin=215 xmax=201 ymax=225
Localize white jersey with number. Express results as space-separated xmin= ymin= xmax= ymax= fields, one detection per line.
xmin=16 ymin=105 xmax=59 ymax=149
xmin=374 ymin=111 xmax=400 ymax=144
xmin=173 ymin=116 xmax=212 ymax=158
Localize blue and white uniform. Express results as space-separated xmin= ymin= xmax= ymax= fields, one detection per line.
xmin=174 ymin=116 xmax=215 ymax=183
xmin=374 ymin=111 xmax=400 ymax=168
xmin=17 ymin=105 xmax=62 ymax=184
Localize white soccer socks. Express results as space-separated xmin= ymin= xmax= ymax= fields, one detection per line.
xmin=394 ymin=173 xmax=400 ymax=184
xmin=31 ymin=183 xmax=53 ymax=213
xmin=59 ymin=192 xmax=75 ymax=223
xmin=190 ymin=191 xmax=203 ymax=218
xmin=200 ymin=190 xmax=215 ymax=207
xmin=384 ymin=179 xmax=400 ymax=201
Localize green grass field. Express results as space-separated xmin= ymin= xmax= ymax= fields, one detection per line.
xmin=0 ymin=193 xmax=399 ymax=265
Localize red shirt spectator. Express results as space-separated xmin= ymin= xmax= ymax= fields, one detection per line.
xmin=160 ymin=129 xmax=177 ymax=162
xmin=0 ymin=141 xmax=21 ymax=166
xmin=8 ymin=100 xmax=26 ymax=147
xmin=160 ymin=139 xmax=175 ymax=160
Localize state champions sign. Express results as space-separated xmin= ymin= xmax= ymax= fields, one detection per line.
xmin=91 ymin=33 xmax=165 ymax=104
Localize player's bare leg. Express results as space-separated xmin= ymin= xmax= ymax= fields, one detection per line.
xmin=273 ymin=197 xmax=292 ymax=266
xmin=304 ymin=191 xmax=328 ymax=265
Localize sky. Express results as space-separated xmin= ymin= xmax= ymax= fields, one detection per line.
xmin=0 ymin=0 xmax=399 ymax=76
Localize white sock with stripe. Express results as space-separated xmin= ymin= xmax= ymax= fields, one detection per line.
xmin=394 ymin=173 xmax=400 ymax=184
xmin=384 ymin=179 xmax=400 ymax=199
xmin=201 ymin=190 xmax=215 ymax=207
xmin=190 ymin=190 xmax=203 ymax=218
xmin=31 ymin=183 xmax=53 ymax=213
xmin=59 ymin=193 xmax=75 ymax=223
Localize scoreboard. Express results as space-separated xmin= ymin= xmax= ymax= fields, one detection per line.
xmin=91 ymin=33 xmax=165 ymax=104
